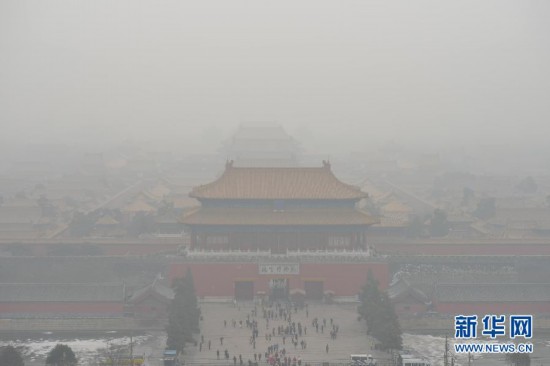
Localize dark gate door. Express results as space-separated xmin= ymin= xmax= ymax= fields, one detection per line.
xmin=304 ymin=281 xmax=324 ymax=300
xmin=234 ymin=281 xmax=254 ymax=301
xmin=270 ymin=278 xmax=289 ymax=301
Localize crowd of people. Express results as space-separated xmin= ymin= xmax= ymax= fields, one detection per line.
xmin=196 ymin=300 xmax=344 ymax=366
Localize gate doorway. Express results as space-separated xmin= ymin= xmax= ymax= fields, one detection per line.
xmin=304 ymin=280 xmax=324 ymax=300
xmin=234 ymin=281 xmax=254 ymax=301
xmin=269 ymin=278 xmax=289 ymax=301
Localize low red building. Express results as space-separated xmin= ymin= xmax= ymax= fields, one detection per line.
xmin=0 ymin=283 xmax=126 ymax=318
xmin=433 ymin=283 xmax=550 ymax=315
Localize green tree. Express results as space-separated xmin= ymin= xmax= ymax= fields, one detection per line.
xmin=128 ymin=212 xmax=155 ymax=237
xmin=45 ymin=344 xmax=77 ymax=366
xmin=358 ymin=270 xmax=402 ymax=351
xmin=167 ymin=277 xmax=188 ymax=352
xmin=430 ymin=209 xmax=449 ymax=237
xmin=166 ymin=269 xmax=201 ymax=352
xmin=182 ymin=268 xmax=201 ymax=332
xmin=358 ymin=270 xmax=383 ymax=330
xmin=516 ymin=176 xmax=537 ymax=194
xmin=364 ymin=199 xmax=381 ymax=216
xmin=158 ymin=200 xmax=175 ymax=216
xmin=69 ymin=212 xmax=97 ymax=237
xmin=0 ymin=346 xmax=25 ymax=366
xmin=406 ymin=215 xmax=425 ymax=238
xmin=369 ymin=292 xmax=402 ymax=350
xmin=474 ymin=198 xmax=496 ymax=220
xmin=38 ymin=195 xmax=56 ymax=217
xmin=462 ymin=187 xmax=474 ymax=206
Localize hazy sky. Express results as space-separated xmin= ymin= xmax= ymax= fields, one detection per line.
xmin=1 ymin=0 xmax=549 ymax=153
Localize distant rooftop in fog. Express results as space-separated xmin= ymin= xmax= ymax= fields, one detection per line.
xmin=221 ymin=123 xmax=301 ymax=167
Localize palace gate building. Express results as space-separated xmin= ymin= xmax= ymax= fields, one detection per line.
xmin=169 ymin=161 xmax=388 ymax=301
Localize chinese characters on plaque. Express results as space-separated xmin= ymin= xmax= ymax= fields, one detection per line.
xmin=258 ymin=263 xmax=300 ymax=275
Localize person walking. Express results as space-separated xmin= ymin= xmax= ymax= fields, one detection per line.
xmin=326 ymin=344 xmax=329 ymax=353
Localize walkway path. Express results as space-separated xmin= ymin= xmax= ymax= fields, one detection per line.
xmin=182 ymin=302 xmax=392 ymax=366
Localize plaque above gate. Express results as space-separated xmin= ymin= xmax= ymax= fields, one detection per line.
xmin=259 ymin=263 xmax=299 ymax=275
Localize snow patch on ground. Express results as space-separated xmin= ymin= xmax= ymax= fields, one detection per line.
xmin=403 ymin=333 xmax=490 ymax=366
xmin=0 ymin=334 xmax=153 ymax=366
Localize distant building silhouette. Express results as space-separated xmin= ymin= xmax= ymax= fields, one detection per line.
xmin=220 ymin=123 xmax=301 ymax=167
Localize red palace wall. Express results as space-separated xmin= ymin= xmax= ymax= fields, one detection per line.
xmin=0 ymin=242 xmax=180 ymax=256
xmin=132 ymin=303 xmax=169 ymax=318
xmin=0 ymin=302 xmax=124 ymax=316
xmin=435 ymin=302 xmax=550 ymax=315
xmin=168 ymin=261 xmax=389 ymax=298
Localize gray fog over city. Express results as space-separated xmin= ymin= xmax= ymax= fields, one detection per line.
xmin=1 ymin=1 xmax=550 ymax=366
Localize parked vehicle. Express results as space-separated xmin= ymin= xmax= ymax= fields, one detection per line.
xmin=350 ymin=354 xmax=377 ymax=366
xmin=163 ymin=350 xmax=183 ymax=366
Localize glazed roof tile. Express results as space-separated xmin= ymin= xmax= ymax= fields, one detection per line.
xmin=190 ymin=162 xmax=367 ymax=200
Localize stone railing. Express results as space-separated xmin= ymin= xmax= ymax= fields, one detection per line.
xmin=178 ymin=248 xmax=378 ymax=263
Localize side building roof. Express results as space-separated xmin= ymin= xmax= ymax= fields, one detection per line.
xmin=189 ymin=161 xmax=368 ymax=200
xmin=388 ymin=278 xmax=430 ymax=304
xmin=129 ymin=280 xmax=174 ymax=304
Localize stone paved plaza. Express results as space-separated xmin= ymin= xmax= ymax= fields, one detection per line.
xmin=181 ymin=302 xmax=392 ymax=366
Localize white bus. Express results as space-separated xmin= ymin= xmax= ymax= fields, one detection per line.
xmin=400 ymin=356 xmax=430 ymax=366
xmin=350 ymin=354 xmax=376 ymax=366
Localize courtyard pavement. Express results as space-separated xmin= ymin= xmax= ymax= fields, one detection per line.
xmin=180 ymin=302 xmax=393 ymax=366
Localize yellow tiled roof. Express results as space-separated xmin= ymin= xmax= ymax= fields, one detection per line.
xmin=190 ymin=162 xmax=367 ymax=200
